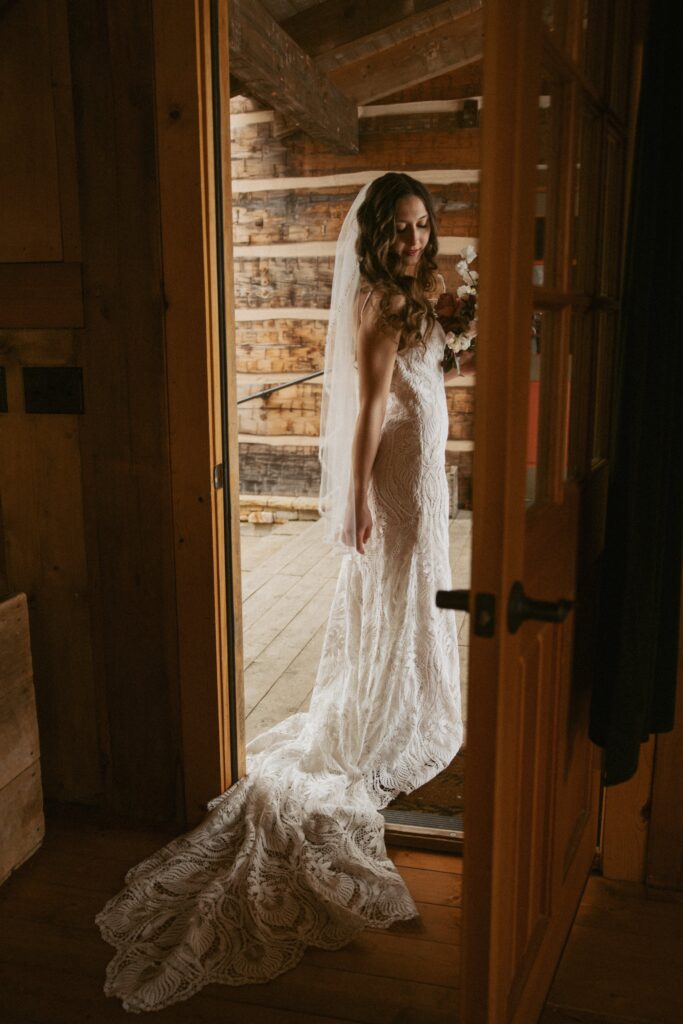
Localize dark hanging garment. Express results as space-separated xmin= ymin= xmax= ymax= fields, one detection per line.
xmin=589 ymin=0 xmax=683 ymax=785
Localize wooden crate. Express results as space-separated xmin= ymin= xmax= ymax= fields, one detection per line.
xmin=0 ymin=593 xmax=45 ymax=885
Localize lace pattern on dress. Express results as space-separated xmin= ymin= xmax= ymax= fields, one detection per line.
xmin=95 ymin=314 xmax=462 ymax=1013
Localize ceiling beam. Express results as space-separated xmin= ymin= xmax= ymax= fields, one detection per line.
xmin=270 ymin=2 xmax=482 ymax=139
xmin=282 ymin=0 xmax=481 ymax=73
xmin=326 ymin=6 xmax=483 ymax=104
xmin=228 ymin=0 xmax=359 ymax=153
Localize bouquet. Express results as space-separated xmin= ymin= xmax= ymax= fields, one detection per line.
xmin=435 ymin=245 xmax=478 ymax=375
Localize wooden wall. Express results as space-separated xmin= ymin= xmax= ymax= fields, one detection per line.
xmin=0 ymin=0 xmax=181 ymax=823
xmin=230 ymin=68 xmax=483 ymax=509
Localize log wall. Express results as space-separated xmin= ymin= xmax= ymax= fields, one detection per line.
xmin=231 ymin=70 xmax=481 ymax=509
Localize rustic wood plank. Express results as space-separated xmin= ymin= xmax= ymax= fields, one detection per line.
xmin=0 ymin=956 xmax=457 ymax=1024
xmin=45 ymin=0 xmax=82 ymax=262
xmin=238 ymin=444 xmax=474 ymax=510
xmin=232 ymin=121 xmax=480 ymax=178
xmin=233 ymin=255 xmax=334 ymax=308
xmin=576 ymin=877 xmax=683 ymax=943
xmin=389 ymin=848 xmax=463 ymax=875
xmin=601 ymin=736 xmax=654 ymax=882
xmin=325 ymin=8 xmax=482 ymax=105
xmin=0 ymin=337 xmax=103 ymax=804
xmin=281 ymin=0 xmax=478 ymax=67
xmin=231 ymin=182 xmax=479 ymax=244
xmin=243 ymin=574 xmax=336 ymax=664
xmin=228 ymin=0 xmax=358 ymax=153
xmin=546 ymin=914 xmax=683 ymax=1022
xmin=303 ymin=930 xmax=459 ymax=989
xmin=232 ymin=252 xmax=474 ymax=311
xmin=0 ymin=0 xmax=63 ymax=262
xmin=0 ymin=263 xmax=83 ymax=328
xmin=0 ymin=763 xmax=44 ymax=887
xmin=367 ymin=900 xmax=462 ymax=947
xmin=0 ymin=594 xmax=38 ymax=792
xmin=377 ymin=62 xmax=483 ymax=103
xmin=241 ymin=517 xmax=327 ymax=585
xmin=62 ymin=0 xmax=180 ymax=820
xmin=237 ymin=380 xmax=473 ymax=441
xmin=236 ymin=319 xmax=327 ymax=368
xmin=245 ymin=615 xmax=330 ymax=729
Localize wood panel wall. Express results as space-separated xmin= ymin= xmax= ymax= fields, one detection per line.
xmin=0 ymin=0 xmax=181 ymax=823
xmin=230 ymin=69 xmax=482 ymax=510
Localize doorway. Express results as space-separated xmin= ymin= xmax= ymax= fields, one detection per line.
xmin=228 ymin=66 xmax=482 ymax=852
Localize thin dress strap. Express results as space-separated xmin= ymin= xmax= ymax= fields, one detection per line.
xmin=358 ymin=286 xmax=374 ymax=326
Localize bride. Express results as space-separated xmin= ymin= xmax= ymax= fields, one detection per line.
xmin=95 ymin=172 xmax=463 ymax=1013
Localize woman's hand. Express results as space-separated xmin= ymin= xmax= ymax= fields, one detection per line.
xmin=342 ymin=496 xmax=373 ymax=554
xmin=354 ymin=498 xmax=373 ymax=554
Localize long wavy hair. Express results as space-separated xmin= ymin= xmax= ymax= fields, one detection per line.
xmin=355 ymin=172 xmax=439 ymax=352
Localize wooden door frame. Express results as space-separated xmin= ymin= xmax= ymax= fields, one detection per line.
xmin=153 ymin=0 xmax=244 ymax=828
xmin=460 ymin=1 xmax=542 ymax=1018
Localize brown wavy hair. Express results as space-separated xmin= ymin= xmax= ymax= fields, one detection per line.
xmin=355 ymin=172 xmax=439 ymax=351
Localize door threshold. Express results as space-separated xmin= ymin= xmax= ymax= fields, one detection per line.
xmin=382 ymin=808 xmax=464 ymax=853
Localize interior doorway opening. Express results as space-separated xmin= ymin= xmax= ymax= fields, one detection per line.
xmin=229 ymin=66 xmax=479 ymax=846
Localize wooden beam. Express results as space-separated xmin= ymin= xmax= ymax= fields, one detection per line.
xmin=326 ymin=7 xmax=483 ymax=104
xmin=283 ymin=0 xmax=482 ymax=74
xmin=272 ymin=1 xmax=483 ymax=137
xmin=228 ymin=0 xmax=358 ymax=153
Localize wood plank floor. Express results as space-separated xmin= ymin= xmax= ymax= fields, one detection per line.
xmin=1 ymin=816 xmax=681 ymax=1023
xmin=240 ymin=513 xmax=471 ymax=743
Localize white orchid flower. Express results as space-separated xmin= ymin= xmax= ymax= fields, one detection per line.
xmin=461 ymin=245 xmax=477 ymax=264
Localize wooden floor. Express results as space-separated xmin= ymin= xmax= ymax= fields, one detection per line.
xmin=240 ymin=512 xmax=471 ymax=743
xmin=0 ymin=816 xmax=681 ymax=1023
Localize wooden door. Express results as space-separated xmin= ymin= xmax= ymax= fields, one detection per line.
xmin=459 ymin=1 xmax=639 ymax=1020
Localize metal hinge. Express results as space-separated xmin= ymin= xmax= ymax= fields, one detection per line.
xmin=213 ymin=463 xmax=224 ymax=490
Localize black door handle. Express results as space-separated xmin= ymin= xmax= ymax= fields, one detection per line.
xmin=507 ymin=580 xmax=573 ymax=634
xmin=435 ymin=589 xmax=470 ymax=611
xmin=436 ymin=589 xmax=496 ymax=638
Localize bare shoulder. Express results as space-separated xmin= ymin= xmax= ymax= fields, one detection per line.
xmin=358 ymin=284 xmax=405 ymax=323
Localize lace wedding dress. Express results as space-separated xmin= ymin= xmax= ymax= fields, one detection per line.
xmin=95 ymin=295 xmax=462 ymax=1013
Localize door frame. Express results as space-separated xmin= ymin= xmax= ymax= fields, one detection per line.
xmin=153 ymin=0 xmax=244 ymax=827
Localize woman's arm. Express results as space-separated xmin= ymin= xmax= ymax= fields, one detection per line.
xmin=350 ymin=292 xmax=402 ymax=552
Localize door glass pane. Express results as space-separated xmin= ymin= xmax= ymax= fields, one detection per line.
xmin=542 ymin=0 xmax=571 ymax=48
xmin=536 ymin=74 xmax=567 ymax=289
xmin=600 ymin=130 xmax=626 ymax=298
xmin=578 ymin=0 xmax=608 ymax=96
xmin=609 ymin=1 xmax=632 ymax=121
xmin=526 ymin=310 xmax=556 ymax=506
xmin=570 ymin=103 xmax=600 ymax=292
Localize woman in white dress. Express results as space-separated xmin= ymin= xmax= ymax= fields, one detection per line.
xmin=95 ymin=172 xmax=463 ymax=1013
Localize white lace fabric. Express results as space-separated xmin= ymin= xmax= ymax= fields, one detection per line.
xmin=95 ymin=314 xmax=462 ymax=1013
